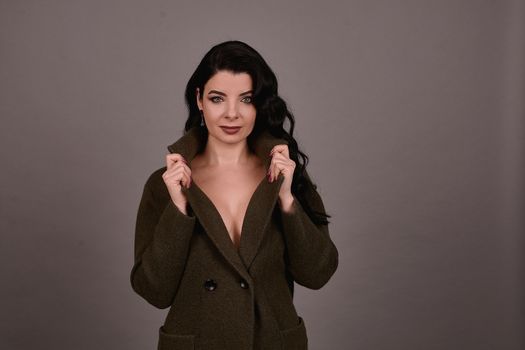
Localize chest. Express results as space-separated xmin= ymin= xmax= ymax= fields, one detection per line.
xmin=190 ymin=164 xmax=267 ymax=250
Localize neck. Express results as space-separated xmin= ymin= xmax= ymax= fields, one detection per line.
xmin=200 ymin=133 xmax=254 ymax=167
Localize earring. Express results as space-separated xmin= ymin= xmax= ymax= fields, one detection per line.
xmin=199 ymin=110 xmax=205 ymax=126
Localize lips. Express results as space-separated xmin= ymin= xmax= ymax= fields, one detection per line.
xmin=221 ymin=126 xmax=241 ymax=135
xmin=220 ymin=126 xmax=242 ymax=134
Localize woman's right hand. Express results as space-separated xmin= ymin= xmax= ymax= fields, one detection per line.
xmin=162 ymin=153 xmax=192 ymax=214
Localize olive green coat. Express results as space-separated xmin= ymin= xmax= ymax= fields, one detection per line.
xmin=130 ymin=126 xmax=339 ymax=350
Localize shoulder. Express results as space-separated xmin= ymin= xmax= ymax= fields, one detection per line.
xmin=142 ymin=165 xmax=170 ymax=201
xmin=301 ymin=169 xmax=327 ymax=212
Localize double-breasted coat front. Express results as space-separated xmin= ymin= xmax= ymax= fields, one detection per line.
xmin=130 ymin=126 xmax=339 ymax=350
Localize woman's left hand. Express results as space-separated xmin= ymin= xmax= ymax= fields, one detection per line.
xmin=268 ymin=144 xmax=296 ymax=204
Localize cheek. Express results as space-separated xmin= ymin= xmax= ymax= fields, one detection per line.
xmin=242 ymin=105 xmax=257 ymax=118
xmin=203 ymin=102 xmax=223 ymax=116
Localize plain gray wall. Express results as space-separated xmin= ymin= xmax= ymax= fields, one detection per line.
xmin=1 ymin=0 xmax=523 ymax=349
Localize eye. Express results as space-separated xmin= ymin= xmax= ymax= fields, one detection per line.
xmin=242 ymin=96 xmax=253 ymax=104
xmin=209 ymin=96 xmax=223 ymax=103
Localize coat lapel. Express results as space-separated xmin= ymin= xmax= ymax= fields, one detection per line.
xmin=166 ymin=126 xmax=287 ymax=278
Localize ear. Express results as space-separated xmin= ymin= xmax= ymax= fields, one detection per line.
xmin=196 ymin=88 xmax=203 ymax=110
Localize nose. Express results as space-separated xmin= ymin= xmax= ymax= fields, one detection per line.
xmin=225 ymin=100 xmax=240 ymax=119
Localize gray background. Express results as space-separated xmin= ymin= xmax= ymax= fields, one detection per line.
xmin=1 ymin=0 xmax=523 ymax=349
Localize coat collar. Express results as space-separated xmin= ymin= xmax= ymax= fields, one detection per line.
xmin=166 ymin=126 xmax=287 ymax=280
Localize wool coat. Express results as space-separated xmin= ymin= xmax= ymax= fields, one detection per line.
xmin=130 ymin=126 xmax=339 ymax=350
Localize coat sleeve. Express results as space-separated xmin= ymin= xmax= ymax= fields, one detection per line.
xmin=130 ymin=172 xmax=196 ymax=309
xmin=280 ymin=176 xmax=339 ymax=290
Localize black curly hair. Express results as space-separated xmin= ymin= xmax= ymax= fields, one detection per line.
xmin=182 ymin=40 xmax=330 ymax=225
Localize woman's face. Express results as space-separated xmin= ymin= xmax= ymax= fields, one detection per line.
xmin=196 ymin=70 xmax=256 ymax=144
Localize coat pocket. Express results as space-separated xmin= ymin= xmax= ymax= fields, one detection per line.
xmin=158 ymin=325 xmax=195 ymax=350
xmin=279 ymin=316 xmax=308 ymax=349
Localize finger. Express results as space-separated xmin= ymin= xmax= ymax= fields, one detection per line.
xmin=166 ymin=165 xmax=192 ymax=188
xmin=272 ymin=161 xmax=287 ymax=182
xmin=270 ymin=147 xmax=290 ymax=181
xmin=164 ymin=170 xmax=184 ymax=188
xmin=270 ymin=144 xmax=290 ymax=159
xmin=269 ymin=158 xmax=277 ymax=181
xmin=166 ymin=155 xmax=192 ymax=187
xmin=267 ymin=161 xmax=274 ymax=182
xmin=270 ymin=157 xmax=286 ymax=182
xmin=269 ymin=157 xmax=292 ymax=181
xmin=269 ymin=151 xmax=290 ymax=162
xmin=175 ymin=166 xmax=192 ymax=188
xmin=268 ymin=153 xmax=276 ymax=182
xmin=274 ymin=164 xmax=288 ymax=181
xmin=166 ymin=153 xmax=187 ymax=170
xmin=166 ymin=159 xmax=191 ymax=177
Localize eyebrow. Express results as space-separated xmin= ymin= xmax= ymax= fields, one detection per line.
xmin=208 ymin=89 xmax=253 ymax=96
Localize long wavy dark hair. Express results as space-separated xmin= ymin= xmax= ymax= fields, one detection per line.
xmin=182 ymin=40 xmax=330 ymax=225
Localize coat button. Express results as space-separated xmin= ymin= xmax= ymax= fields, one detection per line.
xmin=204 ymin=278 xmax=217 ymax=291
xmin=239 ymin=278 xmax=248 ymax=289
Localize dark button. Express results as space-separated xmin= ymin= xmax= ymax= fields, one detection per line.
xmin=204 ymin=278 xmax=217 ymax=291
xmin=239 ymin=278 xmax=248 ymax=289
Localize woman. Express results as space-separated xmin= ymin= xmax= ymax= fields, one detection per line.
xmin=130 ymin=40 xmax=339 ymax=350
